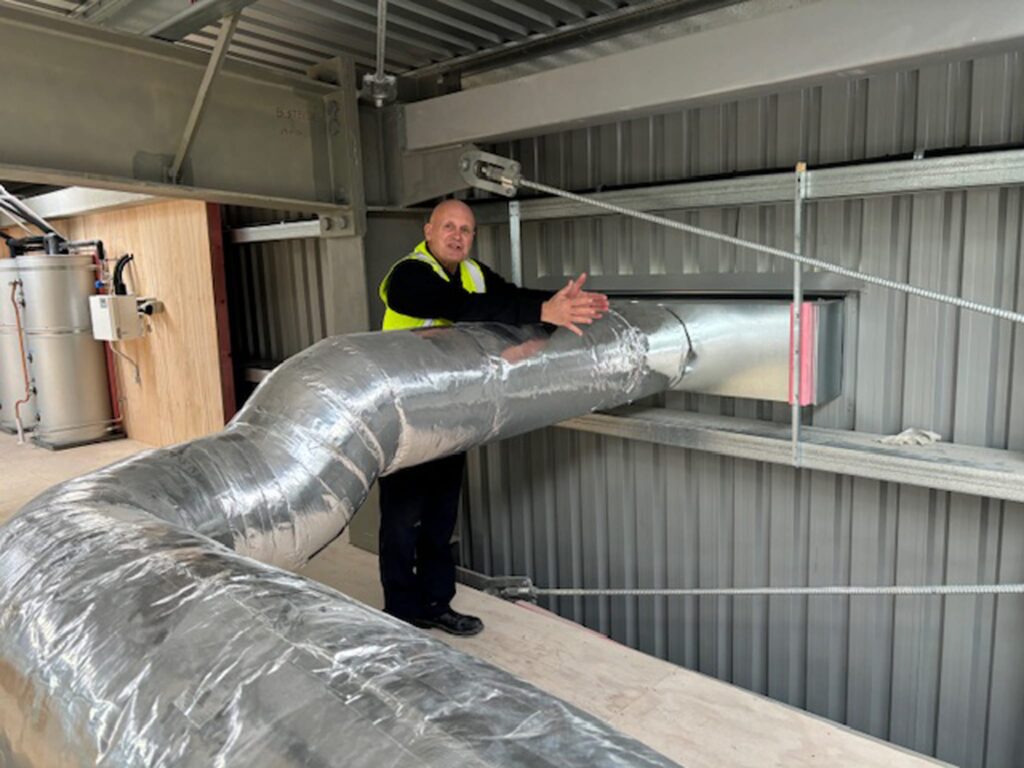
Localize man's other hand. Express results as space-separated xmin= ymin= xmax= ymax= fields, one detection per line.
xmin=540 ymin=273 xmax=610 ymax=336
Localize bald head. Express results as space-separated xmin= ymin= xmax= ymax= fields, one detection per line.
xmin=424 ymin=199 xmax=476 ymax=272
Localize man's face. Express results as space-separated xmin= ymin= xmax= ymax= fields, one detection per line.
xmin=424 ymin=202 xmax=475 ymax=270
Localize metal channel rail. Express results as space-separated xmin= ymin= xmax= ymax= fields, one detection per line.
xmin=458 ymin=569 xmax=1024 ymax=602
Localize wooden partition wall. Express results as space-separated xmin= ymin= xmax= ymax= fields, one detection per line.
xmin=4 ymin=199 xmax=229 ymax=446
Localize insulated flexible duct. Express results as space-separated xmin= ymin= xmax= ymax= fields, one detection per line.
xmin=0 ymin=303 xmax=688 ymax=767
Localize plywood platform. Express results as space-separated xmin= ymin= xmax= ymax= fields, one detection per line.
xmin=1 ymin=433 xmax=944 ymax=767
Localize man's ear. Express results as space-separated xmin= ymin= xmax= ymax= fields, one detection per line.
xmin=423 ymin=221 xmax=432 ymax=241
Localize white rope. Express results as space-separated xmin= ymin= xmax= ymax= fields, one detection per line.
xmin=517 ymin=177 xmax=1024 ymax=326
xmin=533 ymin=584 xmax=1024 ymax=597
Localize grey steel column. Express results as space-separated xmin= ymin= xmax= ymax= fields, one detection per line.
xmin=791 ymin=163 xmax=807 ymax=464
xmin=509 ymin=199 xmax=522 ymax=286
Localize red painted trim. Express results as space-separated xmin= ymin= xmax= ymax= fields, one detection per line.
xmin=104 ymin=344 xmax=121 ymax=422
xmin=89 ymin=249 xmax=122 ymax=424
xmin=788 ymin=301 xmax=817 ymax=407
xmin=205 ymin=203 xmax=236 ymax=422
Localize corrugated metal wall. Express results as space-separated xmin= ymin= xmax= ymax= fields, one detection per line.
xmin=229 ymin=236 xmax=332 ymax=365
xmin=224 ymin=209 xmax=425 ymax=367
xmin=462 ymin=51 xmax=1024 ymax=767
xmin=222 ymin=207 xmax=324 ymax=367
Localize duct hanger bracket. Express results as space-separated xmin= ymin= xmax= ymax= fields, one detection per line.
xmin=459 ymin=150 xmax=522 ymax=197
xmin=360 ymin=72 xmax=397 ymax=108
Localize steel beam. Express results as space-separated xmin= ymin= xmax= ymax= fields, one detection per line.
xmin=76 ymin=0 xmax=261 ymax=40
xmin=169 ymin=13 xmax=241 ymax=183
xmin=475 ymin=172 xmax=795 ymax=223
xmin=471 ymin=149 xmax=1024 ymax=224
xmin=245 ymin=367 xmax=272 ymax=383
xmin=319 ymin=235 xmax=371 ymax=337
xmin=73 ymin=0 xmax=260 ymax=40
xmin=0 ymin=6 xmax=360 ymax=220
xmin=361 ymin=107 xmax=478 ymax=207
xmin=148 ymin=0 xmax=261 ymax=41
xmin=560 ymin=407 xmax=1024 ymax=504
xmin=76 ymin=0 xmax=133 ymax=23
xmin=229 ymin=219 xmax=320 ymax=243
xmin=402 ymin=0 xmax=1024 ymax=150
xmin=0 ymin=161 xmax=345 ymax=215
xmin=309 ymin=56 xmax=367 ymax=235
xmin=12 ymin=188 xmax=157 ymax=220
xmin=525 ymin=272 xmax=862 ymax=295
xmin=225 ymin=218 xmax=361 ymax=243
xmin=807 ymin=150 xmax=1024 ymax=200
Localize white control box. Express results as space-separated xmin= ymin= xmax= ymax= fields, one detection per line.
xmin=89 ymin=295 xmax=144 ymax=341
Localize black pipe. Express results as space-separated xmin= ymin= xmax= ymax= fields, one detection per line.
xmin=5 ymin=236 xmax=46 ymax=257
xmin=113 ymin=253 xmax=134 ymax=296
xmin=68 ymin=239 xmax=108 ymax=264
xmin=0 ymin=200 xmax=30 ymax=230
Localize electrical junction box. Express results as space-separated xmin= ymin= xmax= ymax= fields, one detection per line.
xmin=89 ymin=295 xmax=144 ymax=341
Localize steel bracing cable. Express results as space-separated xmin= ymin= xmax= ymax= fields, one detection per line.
xmin=375 ymin=0 xmax=388 ymax=82
xmin=516 ymin=177 xmax=1024 ymax=326
xmin=0 ymin=198 xmax=38 ymax=235
xmin=530 ymin=583 xmax=1024 ymax=597
xmin=0 ymin=184 xmax=61 ymax=236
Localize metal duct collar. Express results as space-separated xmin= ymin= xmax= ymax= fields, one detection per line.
xmin=0 ymin=302 xmax=688 ymax=767
xmin=659 ymin=298 xmax=844 ymax=405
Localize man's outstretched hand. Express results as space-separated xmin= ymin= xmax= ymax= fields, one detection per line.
xmin=540 ymin=273 xmax=610 ymax=336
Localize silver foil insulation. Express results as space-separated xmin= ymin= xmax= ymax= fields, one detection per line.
xmin=0 ymin=303 xmax=689 ymax=767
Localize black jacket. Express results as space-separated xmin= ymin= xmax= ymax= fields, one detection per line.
xmin=385 ymin=258 xmax=552 ymax=326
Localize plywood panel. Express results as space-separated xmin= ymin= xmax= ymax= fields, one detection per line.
xmin=59 ymin=200 xmax=223 ymax=445
xmin=302 ymin=536 xmax=945 ymax=768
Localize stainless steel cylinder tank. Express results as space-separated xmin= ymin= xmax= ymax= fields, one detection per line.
xmin=18 ymin=254 xmax=113 ymax=447
xmin=0 ymin=258 xmax=38 ymax=433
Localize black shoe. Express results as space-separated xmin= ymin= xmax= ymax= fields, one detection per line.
xmin=410 ymin=609 xmax=484 ymax=636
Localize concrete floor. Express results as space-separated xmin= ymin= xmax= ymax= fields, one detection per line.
xmin=0 ymin=432 xmax=944 ymax=767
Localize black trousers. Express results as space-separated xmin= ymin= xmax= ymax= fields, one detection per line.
xmin=377 ymin=452 xmax=466 ymax=620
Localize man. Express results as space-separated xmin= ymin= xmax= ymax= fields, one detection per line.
xmin=377 ymin=199 xmax=608 ymax=635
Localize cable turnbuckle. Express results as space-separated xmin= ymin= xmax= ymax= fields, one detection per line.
xmin=459 ymin=150 xmax=522 ymax=198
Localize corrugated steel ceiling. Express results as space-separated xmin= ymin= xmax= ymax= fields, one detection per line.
xmin=0 ymin=0 xmax=737 ymax=77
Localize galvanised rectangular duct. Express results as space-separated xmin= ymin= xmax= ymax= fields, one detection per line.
xmin=657 ymin=298 xmax=842 ymax=405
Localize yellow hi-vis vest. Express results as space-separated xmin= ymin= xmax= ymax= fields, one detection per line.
xmin=379 ymin=241 xmax=486 ymax=331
